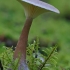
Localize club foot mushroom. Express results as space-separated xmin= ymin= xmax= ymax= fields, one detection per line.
xmin=13 ymin=0 xmax=60 ymax=70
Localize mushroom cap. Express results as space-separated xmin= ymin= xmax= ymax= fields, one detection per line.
xmin=18 ymin=0 xmax=60 ymax=18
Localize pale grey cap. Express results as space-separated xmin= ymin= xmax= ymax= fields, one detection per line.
xmin=18 ymin=0 xmax=60 ymax=18
xmin=21 ymin=0 xmax=60 ymax=13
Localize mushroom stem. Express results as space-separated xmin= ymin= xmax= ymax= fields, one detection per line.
xmin=13 ymin=17 xmax=33 ymax=69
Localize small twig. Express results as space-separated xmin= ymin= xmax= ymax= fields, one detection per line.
xmin=38 ymin=47 xmax=57 ymax=70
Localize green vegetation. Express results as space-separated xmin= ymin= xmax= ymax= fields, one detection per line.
xmin=0 ymin=0 xmax=70 ymax=70
xmin=0 ymin=41 xmax=58 ymax=70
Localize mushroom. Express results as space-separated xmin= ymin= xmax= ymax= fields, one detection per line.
xmin=13 ymin=0 xmax=60 ymax=70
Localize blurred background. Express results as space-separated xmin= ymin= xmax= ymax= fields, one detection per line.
xmin=0 ymin=0 xmax=70 ymax=69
